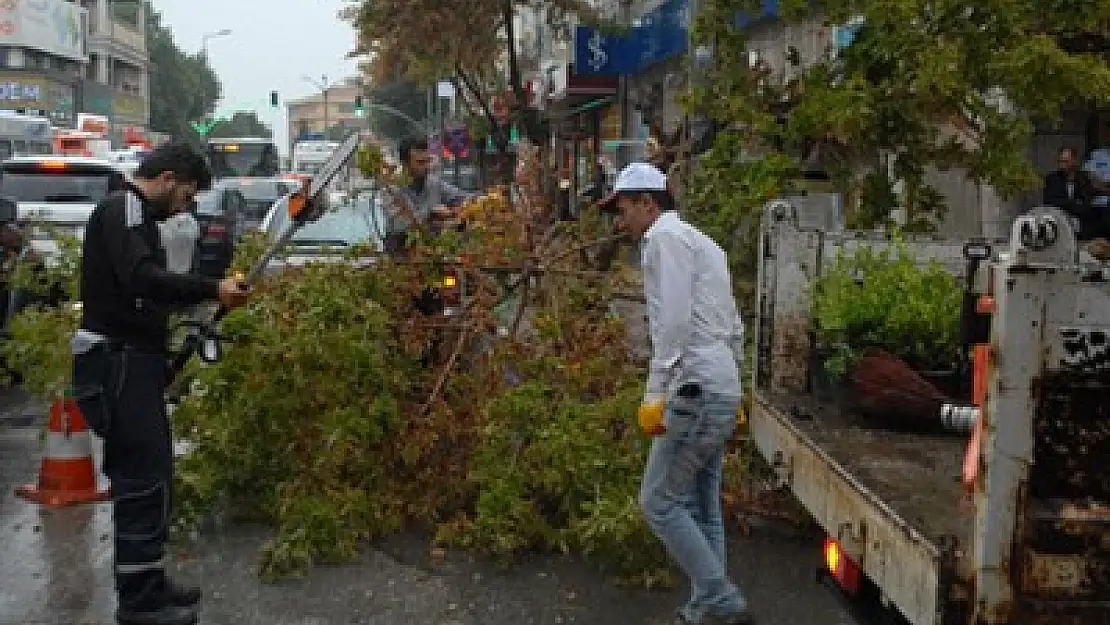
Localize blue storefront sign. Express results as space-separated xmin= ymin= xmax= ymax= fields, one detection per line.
xmin=733 ymin=0 xmax=781 ymax=29
xmin=575 ymin=0 xmax=788 ymax=76
xmin=574 ymin=0 xmax=691 ymax=76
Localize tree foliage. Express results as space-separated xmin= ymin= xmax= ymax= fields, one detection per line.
xmin=162 ymin=149 xmax=717 ymax=584
xmin=684 ymin=0 xmax=1110 ymax=299
xmin=341 ymin=0 xmax=588 ymax=153
xmin=365 ymin=79 xmax=429 ymax=141
xmin=146 ymin=2 xmax=222 ymax=146
xmin=207 ymin=111 xmax=273 ymax=139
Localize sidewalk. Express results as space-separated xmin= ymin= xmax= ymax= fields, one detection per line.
xmin=1 ymin=399 xmax=859 ymax=625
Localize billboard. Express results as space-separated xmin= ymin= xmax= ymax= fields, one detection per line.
xmin=0 ymin=0 xmax=88 ymax=62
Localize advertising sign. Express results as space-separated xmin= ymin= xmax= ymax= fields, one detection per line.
xmin=0 ymin=0 xmax=88 ymax=62
xmin=0 ymin=71 xmax=73 ymax=122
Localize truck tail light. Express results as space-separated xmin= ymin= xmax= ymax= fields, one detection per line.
xmin=824 ymin=537 xmax=862 ymax=596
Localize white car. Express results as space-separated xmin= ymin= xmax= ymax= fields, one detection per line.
xmin=1 ymin=155 xmax=127 ymax=258
xmin=258 ymin=191 xmax=384 ymax=271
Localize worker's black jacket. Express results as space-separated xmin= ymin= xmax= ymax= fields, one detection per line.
xmin=79 ymin=183 xmax=219 ymax=353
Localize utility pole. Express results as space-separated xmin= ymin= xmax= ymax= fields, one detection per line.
xmin=302 ymin=74 xmax=331 ymax=138
xmin=200 ymin=29 xmax=232 ymax=59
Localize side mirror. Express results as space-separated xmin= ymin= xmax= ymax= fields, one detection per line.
xmin=0 ymin=196 xmax=16 ymax=223
xmin=199 ymin=336 xmax=222 ymax=363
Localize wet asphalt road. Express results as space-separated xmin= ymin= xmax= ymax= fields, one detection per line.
xmin=0 ymin=392 xmax=864 ymax=625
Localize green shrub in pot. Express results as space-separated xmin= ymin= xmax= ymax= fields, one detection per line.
xmin=812 ymin=242 xmax=962 ymax=383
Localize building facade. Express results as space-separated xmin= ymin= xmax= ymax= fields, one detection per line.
xmin=0 ymin=0 xmax=88 ymax=127
xmin=285 ymin=77 xmax=364 ymax=154
xmin=80 ymin=0 xmax=149 ymax=141
xmin=0 ymin=0 xmax=148 ymax=141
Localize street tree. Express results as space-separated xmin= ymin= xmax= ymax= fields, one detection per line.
xmin=341 ymin=0 xmax=590 ymax=160
xmin=684 ymin=0 xmax=1110 ymax=297
xmin=365 ymin=78 xmax=430 ymax=141
xmin=207 ymin=111 xmax=273 ymax=139
xmin=146 ymin=3 xmax=221 ymax=146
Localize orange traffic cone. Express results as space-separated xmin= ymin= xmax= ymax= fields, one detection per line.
xmin=15 ymin=396 xmax=110 ymax=507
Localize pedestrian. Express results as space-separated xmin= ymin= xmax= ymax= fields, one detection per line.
xmin=71 ymin=142 xmax=253 ymax=625
xmin=600 ymin=162 xmax=751 ymax=625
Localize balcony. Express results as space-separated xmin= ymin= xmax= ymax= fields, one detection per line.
xmin=88 ymin=17 xmax=147 ymax=60
xmin=107 ymin=20 xmax=145 ymax=53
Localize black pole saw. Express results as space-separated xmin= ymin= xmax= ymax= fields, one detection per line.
xmin=167 ymin=132 xmax=365 ymax=394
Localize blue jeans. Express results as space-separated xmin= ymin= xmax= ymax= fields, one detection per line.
xmin=639 ymin=389 xmax=746 ymax=622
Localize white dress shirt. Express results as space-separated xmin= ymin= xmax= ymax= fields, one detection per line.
xmin=641 ymin=211 xmax=742 ymax=399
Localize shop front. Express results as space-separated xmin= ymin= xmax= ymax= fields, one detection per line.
xmin=112 ymin=93 xmax=146 ymax=128
xmin=0 ymin=71 xmax=76 ymax=126
xmin=80 ymin=80 xmax=115 ymax=118
xmin=541 ymin=63 xmax=617 ymax=216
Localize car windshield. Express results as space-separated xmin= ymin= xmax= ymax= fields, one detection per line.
xmin=0 ymin=165 xmax=120 ymax=203
xmin=269 ymin=195 xmax=386 ymax=250
xmin=221 ymin=179 xmax=289 ymax=221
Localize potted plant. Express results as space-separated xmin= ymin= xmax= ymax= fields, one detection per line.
xmin=811 ymin=241 xmax=963 ymax=398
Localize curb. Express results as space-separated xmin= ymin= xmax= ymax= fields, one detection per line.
xmin=0 ymin=391 xmax=48 ymax=427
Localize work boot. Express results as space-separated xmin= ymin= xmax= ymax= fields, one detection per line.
xmin=116 ymin=604 xmax=198 ymax=625
xmin=165 ymin=578 xmax=201 ymax=607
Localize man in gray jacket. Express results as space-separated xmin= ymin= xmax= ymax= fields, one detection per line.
xmin=383 ymin=136 xmax=473 ymax=253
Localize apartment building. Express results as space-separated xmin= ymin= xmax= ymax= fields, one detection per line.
xmin=0 ymin=0 xmax=88 ymax=126
xmin=79 ymin=0 xmax=149 ymax=141
xmin=285 ymin=77 xmax=364 ymax=154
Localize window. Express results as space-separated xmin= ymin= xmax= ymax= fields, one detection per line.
xmin=0 ymin=163 xmax=123 ymax=204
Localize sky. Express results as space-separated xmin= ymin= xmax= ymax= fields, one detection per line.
xmin=152 ymin=0 xmax=361 ymax=155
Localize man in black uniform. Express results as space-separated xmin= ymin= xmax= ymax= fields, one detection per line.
xmin=72 ymin=142 xmax=252 ymax=625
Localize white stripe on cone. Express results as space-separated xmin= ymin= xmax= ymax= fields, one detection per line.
xmin=44 ymin=430 xmax=97 ymax=461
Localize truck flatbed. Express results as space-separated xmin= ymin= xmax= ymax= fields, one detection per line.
xmin=761 ymin=391 xmax=972 ymax=546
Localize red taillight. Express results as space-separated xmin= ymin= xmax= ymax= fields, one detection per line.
xmin=823 ymin=537 xmax=862 ymax=595
xmin=205 ymin=223 xmax=228 ymax=238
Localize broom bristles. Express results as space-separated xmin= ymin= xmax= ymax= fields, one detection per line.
xmin=850 ymin=347 xmax=950 ymax=422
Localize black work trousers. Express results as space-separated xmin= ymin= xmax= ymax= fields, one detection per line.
xmin=73 ymin=343 xmax=174 ymax=612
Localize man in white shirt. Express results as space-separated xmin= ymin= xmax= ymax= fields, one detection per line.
xmin=600 ymin=162 xmax=751 ymax=624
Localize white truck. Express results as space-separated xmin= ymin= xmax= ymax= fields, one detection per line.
xmin=749 ymin=199 xmax=1109 ymax=625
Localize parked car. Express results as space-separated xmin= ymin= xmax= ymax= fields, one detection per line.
xmin=0 ymin=156 xmax=131 ymax=331
xmin=191 ymin=183 xmax=248 ymax=278
xmin=2 ymin=155 xmax=127 ymax=258
xmin=259 ymin=191 xmax=383 ymax=272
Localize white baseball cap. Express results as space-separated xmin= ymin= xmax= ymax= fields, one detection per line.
xmin=599 ymin=162 xmax=669 ymax=211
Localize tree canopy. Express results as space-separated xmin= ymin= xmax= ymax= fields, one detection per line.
xmin=146 ymin=2 xmax=221 ymax=145
xmin=342 ymin=0 xmax=588 ymax=151
xmin=207 ymin=111 xmax=273 ymax=139
xmin=365 ymin=79 xmax=429 ymax=142
xmin=683 ymin=0 xmax=1110 ymax=297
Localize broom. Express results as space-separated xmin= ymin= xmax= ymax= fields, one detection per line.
xmin=849 ymin=347 xmax=978 ymax=433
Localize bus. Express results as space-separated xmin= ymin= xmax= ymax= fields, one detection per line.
xmin=205 ymin=137 xmax=280 ymax=179
xmin=0 ymin=112 xmax=53 ymax=160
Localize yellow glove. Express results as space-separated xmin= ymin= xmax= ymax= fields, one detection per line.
xmin=737 ymin=405 xmax=747 ymax=425
xmin=638 ymin=393 xmax=667 ymax=437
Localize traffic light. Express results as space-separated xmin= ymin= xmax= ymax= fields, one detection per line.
xmin=354 ymin=95 xmax=365 ymax=118
xmin=270 ymin=91 xmax=279 ymax=107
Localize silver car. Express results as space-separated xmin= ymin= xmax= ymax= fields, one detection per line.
xmin=260 ymin=191 xmax=385 ymax=271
